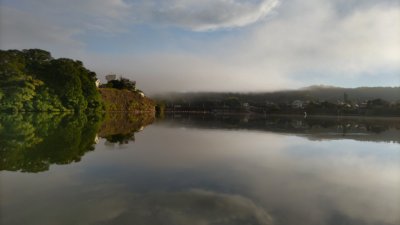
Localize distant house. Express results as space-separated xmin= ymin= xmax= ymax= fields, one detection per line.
xmin=105 ymin=74 xmax=117 ymax=82
xmin=138 ymin=91 xmax=145 ymax=97
xmin=291 ymin=100 xmax=304 ymax=109
xmin=359 ymin=102 xmax=368 ymax=109
xmin=265 ymin=101 xmax=276 ymax=106
xmin=95 ymin=79 xmax=101 ymax=88
xmin=94 ymin=135 xmax=99 ymax=144
xmin=337 ymin=100 xmax=345 ymax=106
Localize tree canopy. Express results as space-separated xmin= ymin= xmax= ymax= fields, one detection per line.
xmin=101 ymin=77 xmax=137 ymax=92
xmin=0 ymin=49 xmax=102 ymax=112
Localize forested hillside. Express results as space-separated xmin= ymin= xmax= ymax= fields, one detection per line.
xmin=158 ymin=86 xmax=400 ymax=104
xmin=0 ymin=49 xmax=102 ymax=112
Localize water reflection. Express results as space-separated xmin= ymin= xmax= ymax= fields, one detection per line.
xmin=1 ymin=113 xmax=399 ymax=225
xmin=0 ymin=113 xmax=102 ymax=172
xmin=163 ymin=113 xmax=400 ymax=143
xmin=0 ymin=112 xmax=154 ymax=172
xmin=79 ymin=189 xmax=273 ymax=225
xmin=98 ymin=113 xmax=154 ymax=145
xmin=2 ymin=113 xmax=398 ymax=173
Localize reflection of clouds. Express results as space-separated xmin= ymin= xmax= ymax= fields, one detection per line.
xmin=3 ymin=125 xmax=399 ymax=225
xmin=94 ymin=190 xmax=273 ymax=225
xmin=113 ymin=126 xmax=290 ymax=169
xmin=230 ymin=137 xmax=400 ymax=225
xmin=110 ymin=127 xmax=399 ymax=225
xmin=4 ymin=186 xmax=273 ymax=225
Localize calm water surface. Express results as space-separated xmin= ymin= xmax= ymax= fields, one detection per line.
xmin=1 ymin=113 xmax=399 ymax=225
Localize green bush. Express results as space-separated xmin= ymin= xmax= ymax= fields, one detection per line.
xmin=0 ymin=49 xmax=102 ymax=112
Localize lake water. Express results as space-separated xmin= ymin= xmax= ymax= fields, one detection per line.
xmin=1 ymin=113 xmax=399 ymax=225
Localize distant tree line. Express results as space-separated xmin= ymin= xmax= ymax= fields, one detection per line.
xmin=161 ymin=96 xmax=400 ymax=116
xmin=0 ymin=49 xmax=102 ymax=112
xmin=157 ymin=86 xmax=400 ymax=105
xmin=100 ymin=77 xmax=137 ymax=92
xmin=163 ymin=113 xmax=400 ymax=143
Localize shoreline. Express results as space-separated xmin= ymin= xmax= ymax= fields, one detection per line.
xmin=164 ymin=110 xmax=400 ymax=120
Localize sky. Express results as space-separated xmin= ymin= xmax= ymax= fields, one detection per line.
xmin=1 ymin=0 xmax=399 ymax=94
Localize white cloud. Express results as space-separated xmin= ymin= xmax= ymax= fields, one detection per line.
xmin=1 ymin=0 xmax=279 ymax=33
xmin=84 ymin=52 xmax=300 ymax=93
xmin=239 ymin=0 xmax=400 ymax=80
xmin=87 ymin=0 xmax=400 ymax=93
xmin=1 ymin=0 xmax=399 ymax=92
xmin=129 ymin=0 xmax=280 ymax=31
xmin=0 ymin=0 xmax=132 ymax=34
xmin=0 ymin=7 xmax=84 ymax=54
xmin=142 ymin=0 xmax=400 ymax=92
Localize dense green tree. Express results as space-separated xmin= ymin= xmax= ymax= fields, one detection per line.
xmin=0 ymin=49 xmax=102 ymax=112
xmin=367 ymin=98 xmax=388 ymax=108
xmin=101 ymin=77 xmax=136 ymax=91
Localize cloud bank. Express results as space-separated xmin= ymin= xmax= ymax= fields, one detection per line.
xmin=129 ymin=0 xmax=280 ymax=31
xmin=1 ymin=0 xmax=399 ymax=93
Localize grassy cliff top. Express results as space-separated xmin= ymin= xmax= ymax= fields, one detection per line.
xmin=99 ymin=88 xmax=155 ymax=112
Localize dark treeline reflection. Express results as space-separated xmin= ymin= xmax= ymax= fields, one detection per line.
xmin=163 ymin=113 xmax=400 ymax=143
xmin=0 ymin=112 xmax=154 ymax=173
xmin=0 ymin=113 xmax=102 ymax=172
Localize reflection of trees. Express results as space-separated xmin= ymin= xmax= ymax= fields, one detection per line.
xmin=105 ymin=133 xmax=136 ymax=144
xmin=98 ymin=113 xmax=154 ymax=145
xmin=0 ymin=113 xmax=102 ymax=172
xmin=0 ymin=112 xmax=155 ymax=172
xmin=164 ymin=114 xmax=400 ymax=143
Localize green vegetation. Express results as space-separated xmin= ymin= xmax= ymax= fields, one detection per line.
xmin=158 ymin=86 xmax=400 ymax=116
xmin=99 ymin=88 xmax=155 ymax=112
xmin=100 ymin=77 xmax=137 ymax=92
xmin=0 ymin=49 xmax=102 ymax=112
xmin=155 ymin=102 xmax=166 ymax=117
xmin=158 ymin=86 xmax=400 ymax=105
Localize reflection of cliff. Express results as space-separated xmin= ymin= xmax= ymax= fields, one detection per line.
xmin=163 ymin=114 xmax=400 ymax=143
xmin=98 ymin=113 xmax=155 ymax=144
xmin=0 ymin=113 xmax=102 ymax=173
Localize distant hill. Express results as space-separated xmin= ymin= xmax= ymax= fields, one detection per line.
xmin=156 ymin=86 xmax=400 ymax=104
xmin=299 ymin=86 xmax=400 ymax=102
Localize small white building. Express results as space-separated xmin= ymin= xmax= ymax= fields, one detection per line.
xmin=291 ymin=100 xmax=304 ymax=109
xmin=95 ymin=79 xmax=101 ymax=88
xmin=94 ymin=135 xmax=99 ymax=144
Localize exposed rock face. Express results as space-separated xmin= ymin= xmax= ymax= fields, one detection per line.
xmin=99 ymin=88 xmax=155 ymax=113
